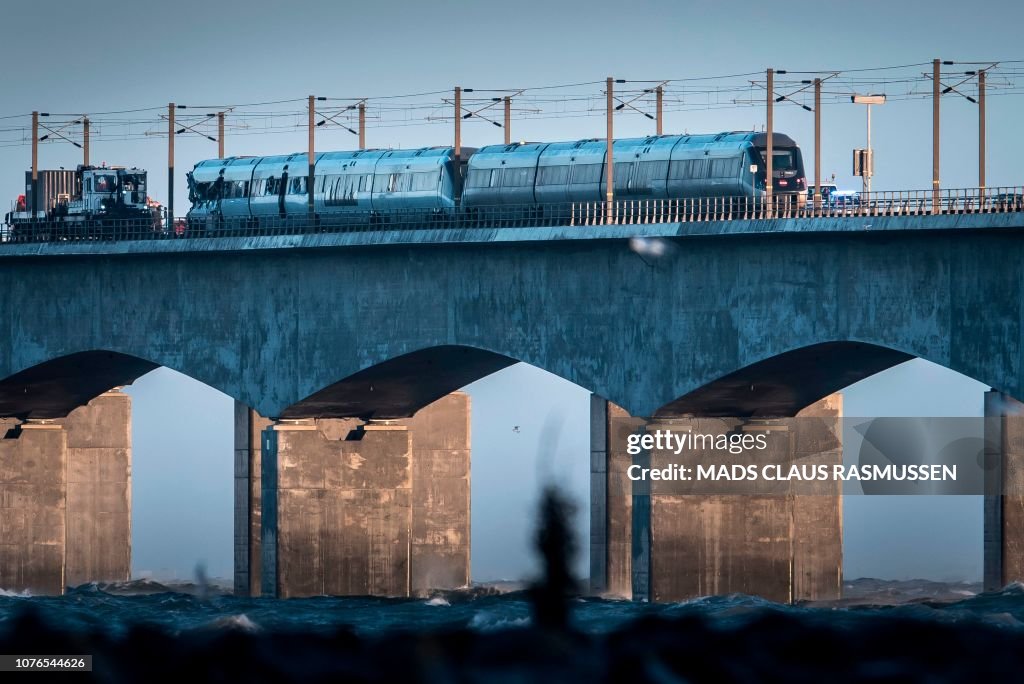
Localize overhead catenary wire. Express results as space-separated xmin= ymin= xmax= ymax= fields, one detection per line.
xmin=1 ymin=60 xmax=1021 ymax=152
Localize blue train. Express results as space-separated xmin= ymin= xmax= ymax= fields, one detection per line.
xmin=185 ymin=131 xmax=806 ymax=230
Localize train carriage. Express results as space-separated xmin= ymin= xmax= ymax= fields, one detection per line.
xmin=184 ymin=130 xmax=806 ymax=232
xmin=368 ymin=147 xmax=460 ymax=225
xmin=314 ymin=149 xmax=386 ymax=227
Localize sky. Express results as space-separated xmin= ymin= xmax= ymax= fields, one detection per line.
xmin=2 ymin=0 xmax=1021 ymax=584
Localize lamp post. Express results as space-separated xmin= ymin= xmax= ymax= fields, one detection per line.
xmin=851 ymin=94 xmax=885 ymax=201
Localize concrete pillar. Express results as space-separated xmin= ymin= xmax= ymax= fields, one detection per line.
xmin=644 ymin=394 xmax=843 ymax=603
xmin=589 ymin=395 xmax=609 ymax=595
xmin=243 ymin=393 xmax=471 ymax=598
xmin=602 ymin=394 xmax=842 ymax=603
xmin=790 ymin=393 xmax=844 ymax=600
xmin=233 ymin=402 xmax=271 ymax=596
xmin=984 ymin=390 xmax=1024 ymax=591
xmin=588 ymin=400 xmax=648 ymax=598
xmin=0 ymin=419 xmax=66 ymax=594
xmin=63 ymin=390 xmax=132 ymax=587
xmin=403 ymin=392 xmax=471 ymax=595
xmin=260 ymin=419 xmax=412 ymax=598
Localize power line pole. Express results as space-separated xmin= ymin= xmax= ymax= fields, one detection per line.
xmin=766 ymin=68 xmax=774 ymax=213
xmin=358 ymin=102 xmax=366 ymax=150
xmin=218 ymin=111 xmax=225 ymax=158
xmin=31 ymin=111 xmax=39 ymax=219
xmin=168 ymin=102 xmax=174 ymax=231
xmin=978 ymin=69 xmax=986 ymax=194
xmin=83 ymin=117 xmax=90 ymax=167
xmin=814 ymin=78 xmax=821 ymax=211
xmin=454 ymin=86 xmax=462 ymax=160
xmin=606 ymin=76 xmax=614 ymax=223
xmin=656 ymin=85 xmax=663 ymax=136
xmin=504 ymin=95 xmax=511 ymax=145
xmin=308 ymin=95 xmax=315 ymax=220
xmin=932 ymin=58 xmax=940 ymax=213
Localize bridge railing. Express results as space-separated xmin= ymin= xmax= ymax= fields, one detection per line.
xmin=1 ymin=186 xmax=1022 ymax=245
xmin=571 ymin=186 xmax=1024 ymax=225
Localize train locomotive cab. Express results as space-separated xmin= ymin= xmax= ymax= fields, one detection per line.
xmin=749 ymin=132 xmax=807 ymax=206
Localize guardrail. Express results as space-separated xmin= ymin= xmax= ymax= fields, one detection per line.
xmin=1 ymin=187 xmax=1022 ymax=245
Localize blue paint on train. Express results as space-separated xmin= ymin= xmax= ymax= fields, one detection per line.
xmin=185 ymin=132 xmax=805 ymax=229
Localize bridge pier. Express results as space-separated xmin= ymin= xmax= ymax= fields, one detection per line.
xmin=63 ymin=390 xmax=132 ymax=587
xmin=0 ymin=391 xmax=131 ymax=594
xmin=243 ymin=393 xmax=470 ymax=598
xmin=590 ymin=394 xmax=843 ymax=603
xmin=984 ymin=390 xmax=1024 ymax=591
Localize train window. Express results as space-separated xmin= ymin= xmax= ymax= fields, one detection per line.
xmin=538 ymin=165 xmax=570 ymax=185
xmin=503 ymin=167 xmax=535 ymax=188
xmin=410 ymin=170 xmax=439 ymax=192
xmin=758 ymin=148 xmax=798 ymax=171
xmin=373 ymin=173 xmax=393 ymax=193
xmin=633 ymin=161 xmax=668 ymax=191
xmin=289 ymin=177 xmax=307 ymax=195
xmin=466 ymin=169 xmax=490 ymax=188
xmin=709 ymin=157 xmax=741 ymax=178
xmin=571 ymin=164 xmax=601 ymax=184
xmin=670 ymin=159 xmax=710 ymax=180
xmin=357 ymin=175 xmax=369 ymax=192
xmin=487 ymin=169 xmax=502 ymax=188
xmin=94 ymin=174 xmax=116 ymax=192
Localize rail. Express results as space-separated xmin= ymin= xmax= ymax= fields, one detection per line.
xmin=1 ymin=186 xmax=1022 ymax=245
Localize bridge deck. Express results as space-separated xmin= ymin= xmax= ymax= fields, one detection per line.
xmin=1 ymin=211 xmax=1021 ymax=258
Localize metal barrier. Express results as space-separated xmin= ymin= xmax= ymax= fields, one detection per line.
xmin=1 ymin=187 xmax=1022 ymax=245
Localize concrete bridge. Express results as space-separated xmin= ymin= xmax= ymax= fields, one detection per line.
xmin=1 ymin=209 xmax=1023 ymax=600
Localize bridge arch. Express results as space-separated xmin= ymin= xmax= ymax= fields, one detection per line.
xmin=651 ymin=340 xmax=1006 ymax=418
xmin=0 ymin=349 xmax=246 ymax=419
xmin=280 ymin=343 xmax=603 ymax=420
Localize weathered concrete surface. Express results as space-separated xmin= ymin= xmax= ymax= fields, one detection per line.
xmin=261 ymin=421 xmax=412 ymax=598
xmin=589 ymin=395 xmax=609 ymax=595
xmin=234 ymin=403 xmax=272 ymax=597
xmin=402 ymin=392 xmax=471 ymax=595
xmin=62 ymin=390 xmax=131 ymax=586
xmin=588 ymin=399 xmax=648 ymax=598
xmin=1 ymin=228 xmax=1022 ymax=422
xmin=0 ymin=421 xmax=66 ymax=594
xmin=984 ymin=391 xmax=1024 ymax=591
xmin=242 ymin=394 xmax=470 ymax=597
xmin=614 ymin=395 xmax=842 ymax=603
xmin=791 ymin=394 xmax=844 ymax=601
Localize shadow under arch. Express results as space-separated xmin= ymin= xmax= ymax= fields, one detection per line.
xmin=0 ymin=350 xmax=160 ymax=419
xmin=655 ymin=341 xmax=915 ymax=418
xmin=282 ymin=345 xmax=519 ymax=420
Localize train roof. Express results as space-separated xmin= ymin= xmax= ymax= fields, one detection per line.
xmin=473 ymin=132 xmax=799 ymax=158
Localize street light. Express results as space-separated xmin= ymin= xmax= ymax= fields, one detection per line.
xmin=851 ymin=94 xmax=886 ymax=198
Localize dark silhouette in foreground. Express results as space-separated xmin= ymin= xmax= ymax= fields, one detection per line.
xmin=529 ymin=486 xmax=579 ymax=630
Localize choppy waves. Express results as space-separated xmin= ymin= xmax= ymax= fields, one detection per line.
xmin=0 ymin=577 xmax=1022 ymax=638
